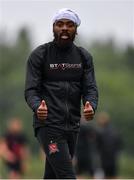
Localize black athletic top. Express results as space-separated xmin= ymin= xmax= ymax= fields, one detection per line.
xmin=25 ymin=41 xmax=98 ymax=132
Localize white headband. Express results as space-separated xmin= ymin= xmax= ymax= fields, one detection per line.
xmin=52 ymin=8 xmax=81 ymax=26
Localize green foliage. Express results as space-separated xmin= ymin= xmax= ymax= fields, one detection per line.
xmin=0 ymin=28 xmax=32 ymax=138
xmin=89 ymin=40 xmax=134 ymax=154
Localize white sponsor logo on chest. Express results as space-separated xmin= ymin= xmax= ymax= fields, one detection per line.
xmin=50 ymin=63 xmax=82 ymax=70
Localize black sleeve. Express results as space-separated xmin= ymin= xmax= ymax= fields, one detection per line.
xmin=19 ymin=133 xmax=29 ymax=145
xmin=80 ymin=47 xmax=98 ymax=112
xmin=24 ymin=46 xmax=45 ymax=112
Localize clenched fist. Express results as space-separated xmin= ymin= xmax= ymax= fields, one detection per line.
xmin=37 ymin=100 xmax=48 ymax=120
xmin=83 ymin=101 xmax=94 ymax=121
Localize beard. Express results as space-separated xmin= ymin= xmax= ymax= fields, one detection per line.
xmin=53 ymin=31 xmax=76 ymax=48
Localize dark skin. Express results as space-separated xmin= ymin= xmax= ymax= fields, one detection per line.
xmin=53 ymin=18 xmax=77 ymax=46
xmin=37 ymin=19 xmax=94 ymax=121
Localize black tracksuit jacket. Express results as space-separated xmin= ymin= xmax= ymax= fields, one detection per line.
xmin=25 ymin=41 xmax=98 ymax=132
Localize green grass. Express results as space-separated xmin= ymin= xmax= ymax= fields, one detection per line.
xmin=118 ymin=153 xmax=134 ymax=178
xmin=0 ymin=153 xmax=134 ymax=179
xmin=0 ymin=155 xmax=44 ymax=179
xmin=25 ymin=155 xmax=44 ymax=178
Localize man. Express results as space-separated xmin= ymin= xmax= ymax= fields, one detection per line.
xmin=25 ymin=8 xmax=98 ymax=179
xmin=3 ymin=118 xmax=29 ymax=179
xmin=75 ymin=118 xmax=97 ymax=178
xmin=96 ymin=112 xmax=123 ymax=179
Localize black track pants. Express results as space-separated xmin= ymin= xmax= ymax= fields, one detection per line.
xmin=36 ymin=126 xmax=78 ymax=179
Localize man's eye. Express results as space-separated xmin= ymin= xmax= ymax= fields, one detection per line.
xmin=67 ymin=22 xmax=75 ymax=27
xmin=56 ymin=22 xmax=63 ymax=27
xmin=68 ymin=24 xmax=74 ymax=28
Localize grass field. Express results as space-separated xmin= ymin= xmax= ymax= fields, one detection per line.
xmin=118 ymin=154 xmax=134 ymax=178
xmin=0 ymin=153 xmax=134 ymax=179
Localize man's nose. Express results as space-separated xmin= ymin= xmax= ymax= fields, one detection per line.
xmin=62 ymin=24 xmax=68 ymax=30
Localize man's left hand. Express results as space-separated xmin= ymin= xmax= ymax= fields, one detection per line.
xmin=83 ymin=101 xmax=94 ymax=121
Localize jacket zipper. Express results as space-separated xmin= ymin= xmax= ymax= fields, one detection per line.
xmin=65 ymin=81 xmax=69 ymax=129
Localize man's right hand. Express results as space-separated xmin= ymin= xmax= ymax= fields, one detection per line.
xmin=37 ymin=100 xmax=48 ymax=120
